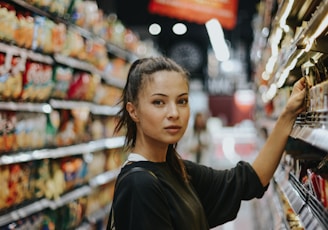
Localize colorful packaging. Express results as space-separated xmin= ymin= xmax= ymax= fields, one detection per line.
xmin=21 ymin=60 xmax=54 ymax=102
xmin=51 ymin=65 xmax=73 ymax=99
xmin=0 ymin=165 xmax=10 ymax=211
xmin=0 ymin=2 xmax=17 ymax=42
xmin=0 ymin=53 xmax=24 ymax=101
xmin=14 ymin=11 xmax=34 ymax=49
xmin=67 ymin=71 xmax=98 ymax=101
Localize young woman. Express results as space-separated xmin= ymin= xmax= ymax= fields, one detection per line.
xmin=107 ymin=56 xmax=306 ymax=230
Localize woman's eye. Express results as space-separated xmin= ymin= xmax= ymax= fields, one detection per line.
xmin=178 ymin=98 xmax=188 ymax=105
xmin=153 ymin=100 xmax=164 ymax=105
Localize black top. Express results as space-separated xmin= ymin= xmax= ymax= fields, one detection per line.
xmin=110 ymin=160 xmax=267 ymax=230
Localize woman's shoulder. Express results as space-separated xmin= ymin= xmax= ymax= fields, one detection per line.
xmin=183 ymin=159 xmax=206 ymax=172
xmin=116 ymin=162 xmax=161 ymax=190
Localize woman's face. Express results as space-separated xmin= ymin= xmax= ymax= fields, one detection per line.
xmin=130 ymin=70 xmax=190 ymax=146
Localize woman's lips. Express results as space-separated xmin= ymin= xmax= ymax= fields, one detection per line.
xmin=165 ymin=126 xmax=182 ymax=134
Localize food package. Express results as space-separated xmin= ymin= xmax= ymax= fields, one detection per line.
xmin=51 ymin=65 xmax=74 ymax=99
xmin=93 ymin=84 xmax=122 ymax=106
xmin=14 ymin=11 xmax=34 ymax=49
xmin=0 ymin=2 xmax=17 ymax=42
xmin=67 ymin=71 xmax=99 ymax=101
xmin=0 ymin=111 xmax=16 ymax=154
xmin=0 ymin=53 xmax=24 ymax=101
xmin=21 ymin=60 xmax=54 ymax=102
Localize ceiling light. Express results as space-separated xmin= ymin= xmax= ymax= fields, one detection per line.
xmin=172 ymin=23 xmax=187 ymax=35
xmin=149 ymin=23 xmax=161 ymax=35
xmin=205 ymin=18 xmax=230 ymax=61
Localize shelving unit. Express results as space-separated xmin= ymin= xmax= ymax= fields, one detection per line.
xmin=253 ymin=0 xmax=328 ymax=229
xmin=0 ymin=0 xmax=157 ymax=229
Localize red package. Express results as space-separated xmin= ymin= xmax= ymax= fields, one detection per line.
xmin=319 ymin=175 xmax=327 ymax=207
xmin=67 ymin=71 xmax=97 ymax=101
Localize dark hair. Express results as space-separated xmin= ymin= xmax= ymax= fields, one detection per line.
xmin=114 ymin=56 xmax=190 ymax=182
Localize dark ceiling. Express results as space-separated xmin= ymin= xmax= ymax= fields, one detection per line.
xmin=98 ymin=0 xmax=259 ymax=43
xmin=96 ymin=0 xmax=260 ymax=81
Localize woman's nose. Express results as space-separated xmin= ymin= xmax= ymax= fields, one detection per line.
xmin=167 ymin=103 xmax=179 ymax=118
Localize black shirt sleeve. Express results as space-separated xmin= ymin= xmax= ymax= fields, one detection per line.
xmin=184 ymin=160 xmax=268 ymax=227
xmin=112 ymin=169 xmax=173 ymax=230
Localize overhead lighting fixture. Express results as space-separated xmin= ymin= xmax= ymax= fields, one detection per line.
xmin=172 ymin=23 xmax=187 ymax=35
xmin=149 ymin=23 xmax=161 ymax=35
xmin=205 ymin=18 xmax=230 ymax=61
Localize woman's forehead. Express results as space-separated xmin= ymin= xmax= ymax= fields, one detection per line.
xmin=144 ymin=70 xmax=188 ymax=85
xmin=143 ymin=71 xmax=189 ymax=89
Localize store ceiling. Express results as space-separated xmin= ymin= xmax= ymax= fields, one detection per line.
xmin=96 ymin=0 xmax=260 ymax=80
xmin=97 ymin=0 xmax=259 ymax=47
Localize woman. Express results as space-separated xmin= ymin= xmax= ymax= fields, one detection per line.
xmin=108 ymin=56 xmax=306 ymax=229
xmin=180 ymin=111 xmax=214 ymax=165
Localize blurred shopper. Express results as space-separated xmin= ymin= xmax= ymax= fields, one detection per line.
xmin=180 ymin=112 xmax=214 ymax=165
xmin=107 ymin=56 xmax=306 ymax=230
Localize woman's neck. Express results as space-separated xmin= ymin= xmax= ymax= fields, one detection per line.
xmin=132 ymin=142 xmax=168 ymax=162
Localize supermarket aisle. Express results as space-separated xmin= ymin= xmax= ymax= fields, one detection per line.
xmin=209 ymin=158 xmax=259 ymax=230
xmin=210 ymin=160 xmax=260 ymax=230
xmin=206 ymin=119 xmax=264 ymax=230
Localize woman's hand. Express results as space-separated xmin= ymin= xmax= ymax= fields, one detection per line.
xmin=284 ymin=77 xmax=307 ymax=118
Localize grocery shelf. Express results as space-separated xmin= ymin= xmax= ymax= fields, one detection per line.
xmin=53 ymin=54 xmax=103 ymax=75
xmin=86 ymin=203 xmax=111 ymax=224
xmin=0 ymin=101 xmax=52 ymax=113
xmin=0 ymin=169 xmax=118 ymax=227
xmin=0 ymin=198 xmax=49 ymax=227
xmin=8 ymin=0 xmax=139 ymax=62
xmin=48 ymin=185 xmax=92 ymax=210
xmin=0 ymin=42 xmax=54 ymax=64
xmin=271 ymin=184 xmax=291 ymax=230
xmin=274 ymin=166 xmax=328 ymax=229
xmin=290 ymin=125 xmax=328 ymax=153
xmin=89 ymin=169 xmax=120 ymax=188
xmin=0 ymin=100 xmax=121 ymax=116
xmin=50 ymin=99 xmax=121 ymax=115
xmin=0 ymin=137 xmax=125 ymax=165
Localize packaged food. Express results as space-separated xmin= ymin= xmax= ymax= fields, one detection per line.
xmin=86 ymin=151 xmax=106 ymax=179
xmin=21 ymin=60 xmax=54 ymax=102
xmin=33 ymin=159 xmax=51 ymax=199
xmin=14 ymin=11 xmax=34 ymax=49
xmin=60 ymin=156 xmax=87 ymax=190
xmin=0 ymin=53 xmax=24 ymax=101
xmin=61 ymin=30 xmax=85 ymax=58
xmin=45 ymin=110 xmax=60 ymax=147
xmin=93 ymin=84 xmax=122 ymax=106
xmin=0 ymin=2 xmax=17 ymax=42
xmin=0 ymin=165 xmax=10 ymax=210
xmin=51 ymin=65 xmax=73 ymax=99
xmin=0 ymin=111 xmax=16 ymax=153
xmin=67 ymin=71 xmax=98 ymax=101
xmin=7 ymin=163 xmax=33 ymax=207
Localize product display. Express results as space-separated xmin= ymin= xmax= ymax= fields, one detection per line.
xmin=253 ymin=0 xmax=328 ymax=228
xmin=0 ymin=0 xmax=157 ymax=229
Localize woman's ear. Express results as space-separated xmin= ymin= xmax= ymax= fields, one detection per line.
xmin=126 ymin=102 xmax=139 ymax=122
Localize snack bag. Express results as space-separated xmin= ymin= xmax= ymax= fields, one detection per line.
xmin=14 ymin=11 xmax=34 ymax=49
xmin=51 ymin=65 xmax=73 ymax=99
xmin=0 ymin=53 xmax=24 ymax=101
xmin=0 ymin=2 xmax=17 ymax=41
